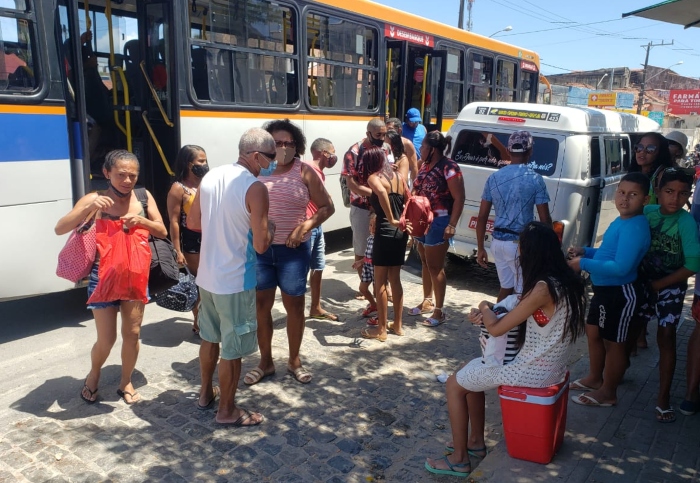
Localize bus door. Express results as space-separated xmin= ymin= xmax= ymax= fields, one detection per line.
xmin=383 ymin=31 xmax=446 ymax=131
xmin=137 ymin=0 xmax=180 ymax=212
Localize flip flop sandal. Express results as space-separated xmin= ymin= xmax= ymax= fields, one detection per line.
xmin=287 ymin=365 xmax=313 ymax=384
xmin=117 ymin=388 xmax=141 ymax=405
xmin=197 ymin=386 xmax=220 ymax=410
xmin=366 ymin=317 xmax=379 ymax=326
xmin=569 ymin=379 xmax=597 ymax=392
xmin=308 ymin=312 xmax=339 ymax=321
xmin=571 ymin=393 xmax=614 ymax=407
xmin=408 ymin=304 xmax=434 ymax=316
xmin=444 ymin=445 xmax=488 ymax=458
xmin=422 ymin=313 xmax=446 ymax=327
xmin=216 ymin=409 xmax=264 ymax=427
xmin=655 ymin=406 xmax=677 ymax=423
xmin=80 ymin=380 xmax=98 ymax=404
xmin=361 ymin=327 xmax=387 ymax=342
xmin=424 ymin=456 xmax=470 ymax=478
xmin=388 ymin=323 xmax=404 ymax=336
xmin=243 ymin=367 xmax=276 ymax=386
xmin=362 ymin=305 xmax=377 ymax=317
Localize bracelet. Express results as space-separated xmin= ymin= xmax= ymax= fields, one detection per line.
xmin=447 ymin=224 xmax=456 ymax=230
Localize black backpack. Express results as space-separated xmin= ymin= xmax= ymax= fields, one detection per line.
xmin=135 ymin=188 xmax=180 ymax=296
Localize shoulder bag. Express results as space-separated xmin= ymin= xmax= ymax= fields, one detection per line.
xmin=56 ymin=209 xmax=98 ymax=283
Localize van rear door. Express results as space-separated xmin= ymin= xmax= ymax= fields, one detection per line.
xmin=590 ymin=135 xmax=628 ymax=247
xmin=449 ymin=127 xmax=562 ymax=258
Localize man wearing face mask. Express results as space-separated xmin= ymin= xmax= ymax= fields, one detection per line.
xmin=187 ymin=128 xmax=276 ymax=426
xmin=343 ymin=119 xmax=395 ymax=279
xmin=305 ymin=138 xmax=339 ymax=321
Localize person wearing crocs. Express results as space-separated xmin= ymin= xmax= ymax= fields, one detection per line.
xmin=411 ymin=131 xmax=465 ymax=327
xmin=305 ymin=138 xmax=339 ymax=322
xmin=477 ymin=130 xmax=551 ymax=302
xmin=567 ymin=173 xmax=651 ymax=409
xmin=188 ymin=128 xmax=275 ymax=426
xmin=425 ymin=222 xmax=586 ymax=478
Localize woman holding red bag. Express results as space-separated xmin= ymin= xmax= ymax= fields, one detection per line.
xmin=55 ymin=150 xmax=166 ymax=405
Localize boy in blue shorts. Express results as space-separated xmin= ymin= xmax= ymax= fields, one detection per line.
xmin=634 ymin=167 xmax=700 ymax=422
xmin=567 ymin=172 xmax=651 ymax=408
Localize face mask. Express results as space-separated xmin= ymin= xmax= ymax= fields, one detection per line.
xmin=276 ymin=147 xmax=295 ymax=165
xmin=258 ymin=159 xmax=278 ymax=177
xmin=108 ymin=181 xmax=130 ymax=198
xmin=369 ymin=136 xmax=384 ymax=148
xmin=326 ymin=153 xmax=338 ymax=169
xmin=191 ymin=164 xmax=209 ymax=178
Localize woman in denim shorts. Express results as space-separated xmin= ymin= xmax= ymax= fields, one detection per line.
xmin=410 ymin=131 xmax=465 ymax=327
xmin=55 ymin=150 xmax=167 ymax=405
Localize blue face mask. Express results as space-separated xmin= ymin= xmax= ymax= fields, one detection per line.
xmin=258 ymin=159 xmax=277 ymax=177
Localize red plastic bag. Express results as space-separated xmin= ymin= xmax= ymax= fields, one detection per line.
xmin=87 ymin=219 xmax=151 ymax=305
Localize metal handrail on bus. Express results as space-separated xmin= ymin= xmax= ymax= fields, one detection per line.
xmin=141 ymin=111 xmax=175 ymax=176
xmin=103 ymin=0 xmax=132 ymax=147
xmin=139 ymin=60 xmax=174 ymax=127
xmin=386 ymin=48 xmax=392 ymax=118
xmin=420 ymin=54 xmax=429 ymax=120
xmin=113 ymin=66 xmax=132 ymax=152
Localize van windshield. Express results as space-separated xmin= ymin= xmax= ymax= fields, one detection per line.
xmin=451 ymin=130 xmax=558 ymax=177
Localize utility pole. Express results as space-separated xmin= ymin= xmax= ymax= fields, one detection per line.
xmin=458 ymin=0 xmax=465 ymax=29
xmin=467 ymin=0 xmax=474 ymax=32
xmin=637 ymin=40 xmax=673 ymax=114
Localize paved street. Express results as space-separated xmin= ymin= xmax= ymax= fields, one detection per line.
xmin=0 ymin=242 xmax=698 ymax=482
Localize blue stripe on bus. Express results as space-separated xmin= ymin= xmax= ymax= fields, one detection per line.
xmin=0 ymin=113 xmax=70 ymax=162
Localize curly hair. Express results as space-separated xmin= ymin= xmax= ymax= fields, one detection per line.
xmin=103 ymin=149 xmax=139 ymax=172
xmin=263 ymin=118 xmax=307 ymax=156
xmin=173 ymin=145 xmax=205 ymax=181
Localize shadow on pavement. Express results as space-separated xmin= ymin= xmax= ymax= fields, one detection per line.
xmin=140 ymin=317 xmax=201 ymax=348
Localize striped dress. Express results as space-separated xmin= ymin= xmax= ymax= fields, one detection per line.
xmin=262 ymin=158 xmax=311 ymax=245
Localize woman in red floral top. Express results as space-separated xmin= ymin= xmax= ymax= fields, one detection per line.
xmin=410 ymin=131 xmax=465 ymax=327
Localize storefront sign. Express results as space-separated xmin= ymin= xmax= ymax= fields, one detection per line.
xmin=384 ymin=24 xmax=434 ymax=47
xmin=668 ymin=89 xmax=700 ymax=115
xmin=588 ymin=92 xmax=617 ymax=107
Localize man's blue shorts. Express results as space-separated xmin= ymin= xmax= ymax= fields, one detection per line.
xmin=309 ymin=226 xmax=326 ymax=271
xmin=256 ymin=240 xmax=311 ymax=296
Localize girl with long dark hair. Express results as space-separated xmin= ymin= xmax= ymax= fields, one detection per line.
xmin=425 ymin=222 xmax=586 ymax=477
xmin=628 ymin=131 xmax=674 ymax=205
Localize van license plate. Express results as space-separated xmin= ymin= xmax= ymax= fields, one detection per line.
xmin=468 ymin=217 xmax=494 ymax=233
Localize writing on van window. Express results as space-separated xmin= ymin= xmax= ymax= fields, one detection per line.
xmin=451 ymin=129 xmax=558 ymax=177
xmin=474 ymin=106 xmax=561 ymax=122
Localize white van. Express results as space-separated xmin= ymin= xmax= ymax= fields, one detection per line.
xmin=447 ymin=102 xmax=660 ymax=260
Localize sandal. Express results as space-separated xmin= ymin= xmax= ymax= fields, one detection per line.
xmin=243 ymin=367 xmax=276 ymax=386
xmin=117 ymin=388 xmax=141 ymax=405
xmin=408 ymin=299 xmax=434 ymax=316
xmin=366 ymin=316 xmax=379 ymax=326
xmin=422 ymin=308 xmax=446 ymax=327
xmin=362 ymin=304 xmax=377 ymax=317
xmin=655 ymin=406 xmax=676 ymax=423
xmin=308 ymin=312 xmax=339 ymax=321
xmin=197 ymin=386 xmax=220 ymax=410
xmin=445 ymin=444 xmax=488 ymax=458
xmin=287 ymin=365 xmax=312 ymax=384
xmin=361 ymin=327 xmax=387 ymax=342
xmin=425 ymin=456 xmax=470 ymax=478
xmin=80 ymin=379 xmax=98 ymax=404
xmin=388 ymin=323 xmax=404 ymax=336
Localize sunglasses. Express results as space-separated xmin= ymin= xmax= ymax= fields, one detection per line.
xmin=249 ymin=150 xmax=277 ymax=160
xmin=634 ymin=144 xmax=658 ymax=154
xmin=275 ymin=141 xmax=296 ymax=148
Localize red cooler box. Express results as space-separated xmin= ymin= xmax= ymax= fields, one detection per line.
xmin=497 ymin=372 xmax=569 ymax=464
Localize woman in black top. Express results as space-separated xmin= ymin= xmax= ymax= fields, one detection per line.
xmin=358 ymin=146 xmax=410 ymax=341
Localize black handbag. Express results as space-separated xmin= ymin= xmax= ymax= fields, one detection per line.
xmin=135 ymin=188 xmax=180 ymax=296
xmin=155 ymin=267 xmax=198 ymax=312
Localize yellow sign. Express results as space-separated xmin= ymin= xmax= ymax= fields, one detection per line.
xmin=588 ymin=92 xmax=617 ymax=107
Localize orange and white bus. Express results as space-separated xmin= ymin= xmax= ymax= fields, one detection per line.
xmin=2 ymin=0 xmax=540 ymax=299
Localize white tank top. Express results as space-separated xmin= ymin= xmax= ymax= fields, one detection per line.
xmin=196 ymin=163 xmax=258 ymax=295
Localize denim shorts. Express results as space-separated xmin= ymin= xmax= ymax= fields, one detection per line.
xmin=415 ymin=215 xmax=450 ymax=247
xmin=309 ymin=226 xmax=326 ymax=271
xmin=86 ymin=263 xmax=150 ymax=310
xmin=256 ymin=240 xmax=311 ymax=296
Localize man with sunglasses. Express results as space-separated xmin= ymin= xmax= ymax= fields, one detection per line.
xmin=343 ymin=119 xmax=395 ymax=283
xmin=187 ymin=127 xmax=276 ymax=427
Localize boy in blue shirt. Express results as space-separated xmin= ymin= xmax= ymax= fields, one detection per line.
xmin=633 ymin=167 xmax=700 ymax=422
xmin=567 ymin=172 xmax=651 ymax=408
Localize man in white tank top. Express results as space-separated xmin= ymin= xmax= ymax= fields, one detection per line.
xmin=187 ymin=127 xmax=276 ymax=426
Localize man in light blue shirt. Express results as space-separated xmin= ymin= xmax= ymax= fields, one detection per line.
xmin=402 ymin=108 xmax=427 ymax=160
xmin=476 ymin=130 xmax=551 ymax=301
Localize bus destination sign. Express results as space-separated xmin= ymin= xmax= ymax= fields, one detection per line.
xmin=475 ymin=106 xmax=561 ymax=122
xmin=384 ymin=24 xmax=434 ymax=47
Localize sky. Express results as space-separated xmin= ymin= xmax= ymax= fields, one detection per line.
xmin=375 ymin=0 xmax=700 ymax=79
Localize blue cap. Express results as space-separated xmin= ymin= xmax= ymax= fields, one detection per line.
xmin=406 ymin=108 xmax=422 ymax=123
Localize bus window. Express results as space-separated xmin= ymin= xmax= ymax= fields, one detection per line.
xmin=190 ymin=0 xmax=298 ymax=107
xmin=0 ymin=8 xmax=38 ymax=93
xmin=520 ymin=70 xmax=537 ymax=103
xmin=306 ymin=12 xmax=378 ymax=111
xmin=436 ymin=46 xmax=463 ymax=116
xmin=469 ymin=52 xmax=492 ymax=102
xmin=496 ymin=59 xmax=516 ymax=102
xmin=0 ymin=1 xmax=27 ymax=10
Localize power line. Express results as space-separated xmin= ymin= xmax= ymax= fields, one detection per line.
xmin=498 ymin=18 xmax=627 ymax=37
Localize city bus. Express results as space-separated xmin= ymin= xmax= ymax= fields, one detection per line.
xmin=1 ymin=0 xmax=541 ymax=300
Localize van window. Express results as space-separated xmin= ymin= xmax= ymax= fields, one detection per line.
xmin=590 ymin=137 xmax=601 ymax=178
xmin=451 ymin=129 xmax=558 ymax=176
xmin=621 ymin=138 xmax=631 ymax=171
xmin=604 ymin=138 xmax=622 ymax=175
